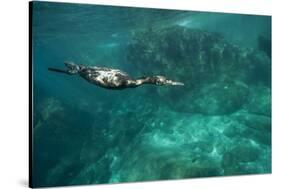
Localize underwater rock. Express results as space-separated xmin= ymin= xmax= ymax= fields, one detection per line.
xmin=223 ymin=119 xmax=271 ymax=147
xmin=245 ymin=85 xmax=271 ymax=117
xmin=46 ymin=156 xmax=86 ymax=187
xmin=106 ymin=111 xmax=145 ymax=150
xmin=222 ymin=140 xmax=262 ymax=175
xmin=127 ymin=26 xmax=247 ymax=82
xmin=38 ymin=97 xmax=64 ymax=121
xmin=159 ymin=155 xmax=222 ymax=179
xmin=258 ymin=35 xmax=271 ymax=58
xmin=246 ymin=50 xmax=271 ymax=86
xmin=113 ymin=145 xmax=222 ymax=182
xmin=231 ymin=111 xmax=271 ymax=132
xmin=107 ymin=113 xmax=246 ymax=182
xmin=223 ymin=141 xmax=260 ymax=163
xmin=36 ymin=102 xmax=270 ymax=185
xmin=70 ymin=154 xmax=113 ymax=185
xmin=159 ymin=77 xmax=249 ymax=115
xmin=190 ymin=79 xmax=249 ymax=115
xmin=126 ymin=26 xmax=258 ymax=115
xmin=33 ymin=96 xmax=98 ymax=186
xmin=245 ymin=128 xmax=271 ymax=146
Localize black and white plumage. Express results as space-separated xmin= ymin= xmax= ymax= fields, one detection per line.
xmin=48 ymin=62 xmax=184 ymax=90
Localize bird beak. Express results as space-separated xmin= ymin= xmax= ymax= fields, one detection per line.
xmin=166 ymin=80 xmax=184 ymax=86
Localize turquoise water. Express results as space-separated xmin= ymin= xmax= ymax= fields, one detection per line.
xmin=31 ymin=1 xmax=272 ymax=187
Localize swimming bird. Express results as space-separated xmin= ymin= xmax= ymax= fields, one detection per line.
xmin=48 ymin=62 xmax=184 ymax=90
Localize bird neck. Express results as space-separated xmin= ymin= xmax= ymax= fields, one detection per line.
xmin=135 ymin=77 xmax=156 ymax=85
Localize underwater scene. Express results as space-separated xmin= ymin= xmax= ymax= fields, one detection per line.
xmin=31 ymin=1 xmax=272 ymax=188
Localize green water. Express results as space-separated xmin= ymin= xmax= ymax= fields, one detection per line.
xmin=31 ymin=1 xmax=271 ymax=187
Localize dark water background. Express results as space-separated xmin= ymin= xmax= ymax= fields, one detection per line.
xmin=32 ymin=1 xmax=271 ymax=187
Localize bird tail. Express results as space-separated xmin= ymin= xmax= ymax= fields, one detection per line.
xmin=48 ymin=67 xmax=71 ymax=75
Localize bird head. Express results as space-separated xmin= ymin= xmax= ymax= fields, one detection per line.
xmin=154 ymin=76 xmax=184 ymax=86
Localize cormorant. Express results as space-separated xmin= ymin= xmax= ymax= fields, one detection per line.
xmin=48 ymin=62 xmax=184 ymax=90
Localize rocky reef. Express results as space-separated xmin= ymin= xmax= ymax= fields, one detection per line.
xmin=33 ymin=25 xmax=271 ymax=187
xmin=127 ymin=26 xmax=271 ymax=115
